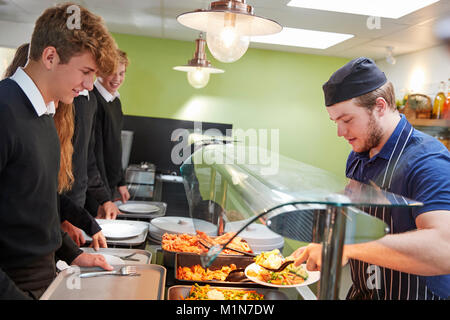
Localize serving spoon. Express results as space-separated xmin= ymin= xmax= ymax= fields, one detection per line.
xmin=259 ymin=260 xmax=295 ymax=273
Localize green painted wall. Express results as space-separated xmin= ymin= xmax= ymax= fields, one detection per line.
xmin=113 ymin=33 xmax=351 ymax=178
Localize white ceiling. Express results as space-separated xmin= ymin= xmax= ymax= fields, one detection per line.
xmin=0 ymin=0 xmax=449 ymax=60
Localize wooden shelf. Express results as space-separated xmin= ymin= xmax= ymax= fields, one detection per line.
xmin=409 ymin=118 xmax=450 ymax=128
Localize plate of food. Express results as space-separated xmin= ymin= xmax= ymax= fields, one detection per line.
xmin=244 ymin=249 xmax=320 ymax=288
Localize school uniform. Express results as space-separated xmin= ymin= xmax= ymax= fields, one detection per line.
xmin=90 ymin=80 xmax=126 ymax=204
xmin=0 ymin=68 xmax=81 ymax=299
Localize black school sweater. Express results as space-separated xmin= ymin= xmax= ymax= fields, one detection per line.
xmin=0 ymin=79 xmax=61 ymax=265
xmin=0 ymin=79 xmax=61 ymax=298
xmin=91 ymin=86 xmax=126 ymax=199
xmin=65 ymin=92 xmax=110 ymax=207
xmin=62 ymin=91 xmax=110 ymax=226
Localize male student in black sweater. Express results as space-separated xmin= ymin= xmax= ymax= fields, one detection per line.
xmin=90 ymin=49 xmax=130 ymax=216
xmin=0 ymin=3 xmax=119 ymax=299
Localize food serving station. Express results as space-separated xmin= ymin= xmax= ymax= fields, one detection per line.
xmin=41 ymin=142 xmax=422 ymax=300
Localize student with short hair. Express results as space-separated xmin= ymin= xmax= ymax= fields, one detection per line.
xmin=88 ymin=49 xmax=130 ymax=217
xmin=0 ymin=3 xmax=119 ymax=299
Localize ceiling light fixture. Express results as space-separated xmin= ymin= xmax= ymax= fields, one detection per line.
xmin=386 ymin=46 xmax=396 ymax=65
xmin=177 ymin=0 xmax=283 ymax=63
xmin=287 ymin=0 xmax=440 ymax=19
xmin=173 ymin=33 xmax=224 ymax=89
xmin=252 ymin=27 xmax=354 ymax=49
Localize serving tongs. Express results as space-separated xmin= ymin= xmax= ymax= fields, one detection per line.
xmin=198 ymin=239 xmax=256 ymax=257
xmin=224 ymin=268 xmax=253 ymax=282
xmin=259 ymin=260 xmax=295 ymax=273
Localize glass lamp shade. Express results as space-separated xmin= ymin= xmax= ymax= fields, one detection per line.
xmin=206 ymin=28 xmax=250 ymax=63
xmin=177 ymin=1 xmax=282 ymax=63
xmin=187 ymin=67 xmax=211 ymax=89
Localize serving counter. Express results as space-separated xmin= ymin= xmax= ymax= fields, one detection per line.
xmin=42 ymin=143 xmax=422 ymax=300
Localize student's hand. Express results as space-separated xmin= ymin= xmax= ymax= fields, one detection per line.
xmin=90 ymin=231 xmax=108 ymax=251
xmin=61 ymin=221 xmax=86 ymax=247
xmin=99 ymin=201 xmax=121 ymax=220
xmin=118 ymin=186 xmax=130 ymax=204
xmin=71 ymin=252 xmax=113 ymax=271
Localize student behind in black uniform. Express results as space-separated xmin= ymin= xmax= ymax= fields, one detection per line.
xmin=90 ymin=49 xmax=130 ymax=217
xmin=3 ymin=43 xmax=109 ymax=250
xmin=69 ymin=89 xmax=122 ymax=222
xmin=0 ymin=3 xmax=119 ymax=299
xmin=291 ymin=58 xmax=450 ymax=300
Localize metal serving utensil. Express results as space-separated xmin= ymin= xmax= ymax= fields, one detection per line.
xmin=224 ymin=268 xmax=253 ymax=282
xmin=198 ymin=239 xmax=256 ymax=257
xmin=260 ymin=260 xmax=295 ymax=273
xmin=79 ymin=266 xmax=139 ymax=278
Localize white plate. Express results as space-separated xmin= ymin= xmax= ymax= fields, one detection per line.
xmin=118 ymin=203 xmax=160 ymax=214
xmin=101 ymin=254 xmax=125 ymax=265
xmin=100 ymin=223 xmax=143 ymax=239
xmin=244 ymin=263 xmax=320 ymax=288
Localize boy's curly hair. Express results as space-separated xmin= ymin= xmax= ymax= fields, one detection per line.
xmin=29 ymin=2 xmax=118 ymax=75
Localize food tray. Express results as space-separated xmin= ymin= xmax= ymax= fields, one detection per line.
xmin=81 ymin=248 xmax=152 ymax=265
xmin=175 ymin=253 xmax=259 ymax=287
xmin=167 ymin=285 xmax=288 ymax=300
xmin=41 ymin=265 xmax=166 ymax=300
xmin=114 ymin=200 xmax=167 ymax=222
xmin=82 ymin=219 xmax=149 ymax=248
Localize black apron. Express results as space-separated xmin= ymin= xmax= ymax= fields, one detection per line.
xmin=345 ymin=121 xmax=441 ymax=300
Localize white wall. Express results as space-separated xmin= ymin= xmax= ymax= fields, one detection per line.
xmin=0 ymin=20 xmax=34 ymax=49
xmin=376 ymin=45 xmax=450 ymax=100
xmin=0 ymin=21 xmax=34 ymax=77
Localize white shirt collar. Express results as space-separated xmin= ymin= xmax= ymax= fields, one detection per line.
xmin=78 ymin=89 xmax=90 ymax=100
xmin=9 ymin=67 xmax=55 ymax=117
xmin=94 ymin=78 xmax=120 ymax=102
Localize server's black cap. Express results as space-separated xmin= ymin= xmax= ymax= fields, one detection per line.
xmin=323 ymin=57 xmax=387 ymax=107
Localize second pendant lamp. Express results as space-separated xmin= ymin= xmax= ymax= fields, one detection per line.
xmin=174 ymin=33 xmax=224 ymax=89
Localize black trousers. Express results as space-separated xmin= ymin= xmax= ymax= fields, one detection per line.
xmin=3 ymin=253 xmax=56 ymax=300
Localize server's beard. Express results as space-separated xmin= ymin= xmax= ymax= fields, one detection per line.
xmin=362 ymin=112 xmax=384 ymax=153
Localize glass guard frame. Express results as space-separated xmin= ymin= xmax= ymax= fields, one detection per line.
xmin=180 ymin=143 xmax=422 ymax=267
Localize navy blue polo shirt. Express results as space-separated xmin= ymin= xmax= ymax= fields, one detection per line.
xmin=346 ymin=114 xmax=450 ymax=300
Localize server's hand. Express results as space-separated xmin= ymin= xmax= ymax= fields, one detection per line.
xmin=290 ymin=243 xmax=349 ymax=271
xmin=118 ymin=186 xmax=130 ymax=204
xmin=290 ymin=244 xmax=323 ymax=271
xmin=90 ymin=231 xmax=107 ymax=251
xmin=61 ymin=221 xmax=86 ymax=247
xmin=71 ymin=252 xmax=113 ymax=271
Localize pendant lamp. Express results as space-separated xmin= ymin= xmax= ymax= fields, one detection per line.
xmin=177 ymin=0 xmax=282 ymax=63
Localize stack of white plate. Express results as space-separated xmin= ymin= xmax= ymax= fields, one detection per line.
xmin=225 ymin=220 xmax=284 ymax=253
xmin=149 ymin=216 xmax=217 ymax=242
xmin=117 ymin=201 xmax=160 ymax=214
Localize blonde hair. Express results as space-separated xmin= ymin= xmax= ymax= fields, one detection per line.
xmin=53 ymin=103 xmax=75 ymax=193
xmin=118 ymin=49 xmax=129 ymax=69
xmin=5 ymin=43 xmax=75 ymax=193
xmin=29 ymin=2 xmax=118 ymax=75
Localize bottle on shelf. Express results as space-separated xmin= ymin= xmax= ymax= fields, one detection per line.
xmin=444 ymin=79 xmax=450 ymax=120
xmin=432 ymin=81 xmax=446 ymax=119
